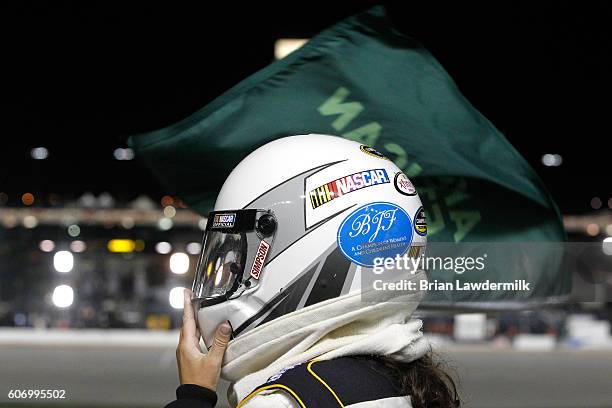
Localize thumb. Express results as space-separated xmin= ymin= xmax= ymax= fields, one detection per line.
xmin=207 ymin=321 xmax=232 ymax=362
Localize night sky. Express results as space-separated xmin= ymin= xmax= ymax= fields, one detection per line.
xmin=1 ymin=1 xmax=610 ymax=214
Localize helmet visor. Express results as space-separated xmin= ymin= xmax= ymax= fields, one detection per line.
xmin=193 ymin=231 xmax=247 ymax=302
xmin=192 ymin=209 xmax=276 ymax=306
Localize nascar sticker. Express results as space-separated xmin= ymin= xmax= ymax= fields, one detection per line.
xmin=250 ymin=240 xmax=270 ymax=279
xmin=212 ymin=213 xmax=236 ymax=228
xmin=337 ymin=201 xmax=413 ymax=267
xmin=394 ymin=172 xmax=417 ymax=196
xmin=309 ymin=168 xmax=390 ymax=209
xmin=359 ymin=145 xmax=389 ymax=160
xmin=414 ymin=206 xmax=427 ymax=236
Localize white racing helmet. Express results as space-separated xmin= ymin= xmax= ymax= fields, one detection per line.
xmin=192 ymin=134 xmax=427 ymax=347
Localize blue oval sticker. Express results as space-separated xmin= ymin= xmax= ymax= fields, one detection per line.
xmin=337 ymin=202 xmax=413 ymax=267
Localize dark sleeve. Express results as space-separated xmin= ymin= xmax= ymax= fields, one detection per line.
xmin=164 ymin=384 xmax=218 ymax=408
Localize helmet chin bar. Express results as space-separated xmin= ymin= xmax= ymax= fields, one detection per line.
xmin=197 ymin=301 xmax=231 ymax=348
xmin=196 ymin=296 xmax=258 ymax=348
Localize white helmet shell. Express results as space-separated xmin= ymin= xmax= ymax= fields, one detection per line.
xmin=193 ymin=134 xmax=426 ymax=346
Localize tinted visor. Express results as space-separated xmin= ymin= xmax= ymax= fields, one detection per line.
xmin=192 ymin=209 xmax=276 ymax=306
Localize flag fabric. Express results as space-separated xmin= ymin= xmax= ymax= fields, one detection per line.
xmin=129 ymin=6 xmax=568 ymax=303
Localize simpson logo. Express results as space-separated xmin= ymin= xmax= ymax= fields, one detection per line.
xmin=212 ymin=213 xmax=236 ymax=228
xmin=250 ymin=240 xmax=270 ymax=280
xmin=359 ymin=145 xmax=389 ymax=160
xmin=309 ymin=168 xmax=390 ymax=209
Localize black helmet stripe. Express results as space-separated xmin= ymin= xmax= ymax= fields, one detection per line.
xmin=233 ymin=263 xmax=318 ymax=336
xmin=304 ymin=247 xmax=352 ymax=307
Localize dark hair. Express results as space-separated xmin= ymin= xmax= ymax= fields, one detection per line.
xmin=373 ymin=353 xmax=461 ymax=408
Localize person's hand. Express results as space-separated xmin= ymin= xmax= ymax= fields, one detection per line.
xmin=176 ymin=289 xmax=232 ymax=391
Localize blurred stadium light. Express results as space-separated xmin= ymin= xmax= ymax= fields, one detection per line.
xmin=108 ymin=239 xmax=136 ymax=253
xmin=168 ymin=287 xmax=186 ymax=309
xmin=0 ymin=207 xmax=203 ymax=228
xmin=52 ymin=285 xmax=74 ymax=308
xmin=53 ymin=250 xmax=74 ymax=273
xmin=169 ymin=253 xmax=189 ymax=275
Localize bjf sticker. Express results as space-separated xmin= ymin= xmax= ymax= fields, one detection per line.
xmin=337 ymin=201 xmax=413 ymax=267
xmin=250 ymin=240 xmax=270 ymax=279
xmin=394 ymin=172 xmax=417 ymax=196
xmin=414 ymin=206 xmax=427 ymax=236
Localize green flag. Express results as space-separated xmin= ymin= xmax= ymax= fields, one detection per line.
xmin=129 ymin=6 xmax=568 ymax=303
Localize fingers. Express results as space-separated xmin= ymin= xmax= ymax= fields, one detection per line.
xmin=182 ymin=289 xmax=196 ymax=323
xmin=180 ymin=289 xmax=199 ymax=349
xmin=206 ymin=322 xmax=232 ymax=363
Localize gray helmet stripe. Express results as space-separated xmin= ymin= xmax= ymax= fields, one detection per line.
xmin=244 ymin=160 xmax=347 ymax=265
xmin=265 ymin=203 xmax=355 ymax=267
xmin=242 ymin=160 xmax=345 ymax=209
